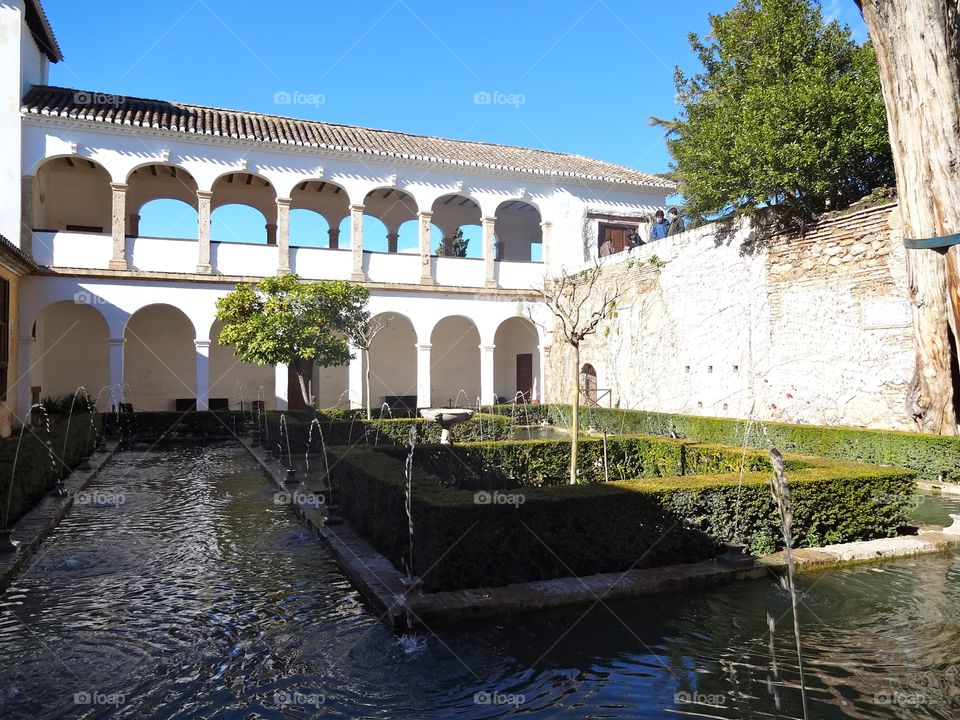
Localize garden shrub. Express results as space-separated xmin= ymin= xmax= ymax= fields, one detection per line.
xmin=106 ymin=410 xmax=249 ymax=440
xmin=330 ymin=441 xmax=916 ymax=592
xmin=0 ymin=413 xmax=101 ymax=527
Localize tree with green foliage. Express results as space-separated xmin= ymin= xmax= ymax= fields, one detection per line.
xmin=654 ymin=0 xmax=893 ymax=224
xmin=215 ymin=274 xmax=369 ymax=408
xmin=436 ymin=227 xmax=469 ymax=257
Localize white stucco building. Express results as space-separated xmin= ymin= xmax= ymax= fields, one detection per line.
xmin=0 ymin=0 xmax=672 ymax=418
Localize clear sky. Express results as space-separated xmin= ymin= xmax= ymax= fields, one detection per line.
xmin=41 ymin=0 xmax=868 ymax=250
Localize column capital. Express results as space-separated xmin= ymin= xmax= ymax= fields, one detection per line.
xmin=482 ymin=215 xmax=496 ymax=224
xmin=540 ymin=220 xmax=553 ymax=229
xmin=265 ymin=223 xmax=278 ymax=231
xmin=350 ymin=203 xmax=365 ymax=213
xmin=109 ymin=337 xmax=126 ymax=347
xmin=194 ymin=339 xmax=212 ymax=350
xmin=110 ymin=182 xmax=128 ymax=193
xmin=479 ymin=344 xmax=496 ymax=352
xmin=416 ymin=342 xmax=432 ymax=351
xmin=418 ymin=210 xmax=434 ymax=219
xmin=197 ymin=190 xmax=214 ymax=201
xmin=276 ymin=197 xmax=292 ymax=207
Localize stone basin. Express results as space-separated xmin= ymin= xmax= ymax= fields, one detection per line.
xmin=420 ymin=408 xmax=474 ymax=444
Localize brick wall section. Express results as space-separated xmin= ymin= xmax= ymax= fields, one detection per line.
xmin=545 ymin=203 xmax=916 ymax=430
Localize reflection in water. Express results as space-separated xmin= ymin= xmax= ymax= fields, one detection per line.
xmin=0 ymin=442 xmax=957 ymax=718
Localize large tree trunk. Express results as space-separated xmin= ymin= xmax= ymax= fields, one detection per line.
xmin=364 ymin=347 xmax=372 ymax=420
xmin=570 ymin=344 xmax=580 ymax=485
xmin=858 ymin=0 xmax=960 ymax=434
xmin=292 ymin=357 xmax=315 ymax=408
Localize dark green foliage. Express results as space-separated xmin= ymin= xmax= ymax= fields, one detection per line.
xmin=106 ymin=411 xmax=249 ymax=440
xmin=0 ymin=414 xmax=100 ymax=527
xmin=331 ymin=443 xmax=916 ymax=592
xmin=654 ymin=0 xmax=893 ymax=223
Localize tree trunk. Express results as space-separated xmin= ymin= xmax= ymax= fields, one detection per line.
xmin=570 ymin=343 xmax=580 ymax=485
xmin=364 ymin=347 xmax=372 ymax=420
xmin=858 ymin=0 xmax=960 ymax=434
xmin=292 ymin=357 xmax=315 ymax=408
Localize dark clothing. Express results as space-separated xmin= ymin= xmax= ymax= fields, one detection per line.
xmin=667 ymin=215 xmax=685 ymax=236
xmin=650 ymin=219 xmax=670 ymax=240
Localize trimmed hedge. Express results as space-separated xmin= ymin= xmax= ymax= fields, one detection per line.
xmin=107 ymin=410 xmax=249 ymax=440
xmin=484 ymin=404 xmax=960 ymax=481
xmin=0 ymin=413 xmax=101 ymax=527
xmin=331 ymin=439 xmax=917 ymax=592
xmin=376 ymin=435 xmax=788 ymax=489
xmin=262 ymin=412 xmax=514 ymax=451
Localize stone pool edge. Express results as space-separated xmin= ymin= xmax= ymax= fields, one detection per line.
xmin=241 ymin=440 xmax=960 ymax=629
xmin=0 ymin=440 xmax=121 ymax=594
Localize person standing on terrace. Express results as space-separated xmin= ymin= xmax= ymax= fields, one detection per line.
xmin=650 ymin=210 xmax=670 ymax=240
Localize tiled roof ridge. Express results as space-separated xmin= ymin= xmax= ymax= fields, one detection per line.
xmin=22 ymin=85 xmax=675 ymax=190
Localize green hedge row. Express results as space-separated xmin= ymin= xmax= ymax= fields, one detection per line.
xmin=331 ymin=441 xmax=916 ymax=592
xmin=107 ymin=410 xmax=250 ymax=439
xmin=261 ymin=412 xmax=514 ymax=451
xmin=376 ymin=435 xmax=785 ymax=489
xmin=483 ymin=404 xmax=960 ymax=481
xmin=0 ymin=413 xmax=101 ymax=527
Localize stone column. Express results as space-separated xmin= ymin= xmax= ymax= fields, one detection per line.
xmin=348 ymin=341 xmax=364 ymax=410
xmin=538 ymin=343 xmax=549 ymax=404
xmin=386 ymin=232 xmax=399 ymax=253
xmin=17 ymin=336 xmax=35 ymax=420
xmin=20 ymin=177 xmax=34 ymax=256
xmin=129 ymin=213 xmax=140 ymax=238
xmin=195 ymin=339 xmax=210 ymax=411
xmin=480 ymin=344 xmax=496 ymax=406
xmin=274 ymin=363 xmax=288 ymax=411
xmin=108 ymin=337 xmax=125 ymax=409
xmin=418 ymin=211 xmax=434 ymax=284
xmin=276 ymin=198 xmax=291 ymax=275
xmin=482 ymin=215 xmax=496 ymax=288
xmin=350 ymin=204 xmax=365 ymax=281
xmin=197 ymin=190 xmax=213 ymax=274
xmin=109 ymin=183 xmax=128 ymax=270
xmin=416 ymin=342 xmax=432 ymax=408
xmin=328 ymin=227 xmax=340 ymax=249
xmin=540 ymin=220 xmax=553 ymax=287
xmin=265 ymin=222 xmax=278 ymax=246
xmin=533 ymin=344 xmax=544 ymax=402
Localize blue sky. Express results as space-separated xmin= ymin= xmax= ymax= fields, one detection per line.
xmin=43 ymin=0 xmax=867 ymax=251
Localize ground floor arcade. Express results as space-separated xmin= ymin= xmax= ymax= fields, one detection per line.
xmin=17 ymin=276 xmax=546 ymax=415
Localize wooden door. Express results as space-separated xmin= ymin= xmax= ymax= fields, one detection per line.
xmin=516 ymin=353 xmax=533 ymax=402
xmin=598 ymin=223 xmax=628 ymax=255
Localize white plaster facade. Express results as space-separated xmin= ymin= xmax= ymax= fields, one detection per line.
xmin=1 ymin=1 xmax=671 ymax=418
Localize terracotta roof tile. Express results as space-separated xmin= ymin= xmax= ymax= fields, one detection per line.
xmin=22 ymin=85 xmax=674 ymax=191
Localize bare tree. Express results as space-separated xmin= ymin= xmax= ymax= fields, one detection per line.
xmin=530 ymin=262 xmax=627 ymax=484
xmin=856 ymin=0 xmax=960 ymax=434
xmin=350 ymin=314 xmax=393 ymax=420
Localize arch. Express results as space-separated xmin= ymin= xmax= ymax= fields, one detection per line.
xmin=431 ymin=193 xmax=482 ymax=257
xmin=289 ymin=208 xmax=331 ymax=248
xmin=124 ymin=304 xmax=196 ymax=411
xmin=361 ymin=215 xmax=390 ymax=253
xmin=580 ymin=363 xmax=598 ymax=404
xmin=494 ymin=199 xmax=543 ymax=262
xmin=126 ymin=164 xmax=199 ymax=228
xmin=139 ymin=198 xmax=199 ymax=240
xmin=363 ymin=187 xmax=418 ymax=252
xmin=32 ymin=156 xmax=112 ymax=233
xmin=365 ymin=312 xmax=417 ymax=411
xmin=430 ymin=315 xmax=481 ymax=407
xmin=208 ymin=319 xmax=277 ymax=410
xmin=494 ymin=316 xmax=541 ymax=402
xmin=211 ymin=204 xmax=268 ymax=244
xmin=210 ymin=171 xmax=277 ymax=242
xmin=290 ymin=179 xmax=349 ymax=242
xmin=31 ymin=301 xmax=110 ymax=409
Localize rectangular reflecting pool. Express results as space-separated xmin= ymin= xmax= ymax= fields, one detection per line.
xmin=1 ymin=441 xmax=958 ymax=718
